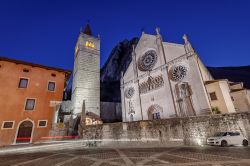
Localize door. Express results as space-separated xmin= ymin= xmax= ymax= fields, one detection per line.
xmin=16 ymin=121 xmax=33 ymax=144
xmin=226 ymin=132 xmax=239 ymax=145
xmin=230 ymin=132 xmax=241 ymax=145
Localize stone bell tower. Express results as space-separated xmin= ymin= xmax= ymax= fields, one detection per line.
xmin=71 ymin=23 xmax=100 ymax=122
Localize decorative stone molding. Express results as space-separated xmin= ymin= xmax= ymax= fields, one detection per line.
xmin=167 ymin=55 xmax=188 ymax=66
xmin=128 ymin=101 xmax=135 ymax=115
xmin=122 ymin=53 xmax=195 ymax=87
xmin=139 ymin=75 xmax=164 ymax=94
xmin=125 ymin=87 xmax=135 ymax=99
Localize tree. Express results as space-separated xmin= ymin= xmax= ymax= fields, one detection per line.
xmin=212 ymin=107 xmax=221 ymax=114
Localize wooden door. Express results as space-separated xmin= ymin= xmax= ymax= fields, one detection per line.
xmin=16 ymin=121 xmax=33 ymax=143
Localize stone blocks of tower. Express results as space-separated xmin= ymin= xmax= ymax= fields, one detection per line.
xmin=72 ymin=88 xmax=100 ymax=116
xmin=72 ymin=32 xmax=100 ymax=118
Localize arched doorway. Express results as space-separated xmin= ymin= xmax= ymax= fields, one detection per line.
xmin=16 ymin=120 xmax=33 ymax=144
xmin=147 ymin=104 xmax=163 ymax=120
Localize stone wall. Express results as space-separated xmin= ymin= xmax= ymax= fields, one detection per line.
xmin=81 ymin=112 xmax=250 ymax=147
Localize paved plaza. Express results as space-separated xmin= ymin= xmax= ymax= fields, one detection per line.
xmin=0 ymin=145 xmax=250 ymax=166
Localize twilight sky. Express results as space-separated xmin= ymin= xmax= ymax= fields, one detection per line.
xmin=0 ymin=0 xmax=250 ymax=71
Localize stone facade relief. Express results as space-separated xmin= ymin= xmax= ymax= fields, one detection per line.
xmin=175 ymin=82 xmax=195 ymax=117
xmin=139 ymin=75 xmax=164 ymax=94
xmin=128 ymin=101 xmax=135 ymax=115
xmin=124 ymin=87 xmax=135 ymax=121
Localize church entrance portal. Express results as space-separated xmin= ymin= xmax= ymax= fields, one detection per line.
xmin=16 ymin=120 xmax=33 ymax=144
xmin=147 ymin=104 xmax=163 ymax=120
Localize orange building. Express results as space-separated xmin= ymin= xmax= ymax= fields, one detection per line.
xmin=0 ymin=57 xmax=71 ymax=146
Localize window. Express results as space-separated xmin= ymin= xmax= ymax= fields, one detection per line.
xmin=48 ymin=82 xmax=55 ymax=91
xmin=38 ymin=120 xmax=47 ymax=127
xmin=2 ymin=121 xmax=14 ymax=129
xmin=51 ymin=73 xmax=56 ymax=77
xmin=25 ymin=99 xmax=35 ymax=110
xmin=230 ymin=132 xmax=240 ymax=136
xmin=234 ymin=132 xmax=240 ymax=136
xmin=85 ymin=41 xmax=95 ymax=49
xmin=209 ymin=92 xmax=218 ymax=101
xmin=153 ymin=112 xmax=161 ymax=119
xmin=18 ymin=78 xmax=28 ymax=88
xmin=23 ymin=69 xmax=29 ymax=72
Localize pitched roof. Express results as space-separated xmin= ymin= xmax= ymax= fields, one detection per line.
xmin=0 ymin=56 xmax=71 ymax=80
xmin=82 ymin=23 xmax=92 ymax=36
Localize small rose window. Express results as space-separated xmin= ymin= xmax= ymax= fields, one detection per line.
xmin=125 ymin=87 xmax=135 ymax=99
xmin=170 ymin=65 xmax=188 ymax=81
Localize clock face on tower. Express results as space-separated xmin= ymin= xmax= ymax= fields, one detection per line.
xmin=138 ymin=50 xmax=158 ymax=71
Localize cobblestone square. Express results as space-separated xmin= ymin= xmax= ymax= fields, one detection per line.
xmin=0 ymin=145 xmax=250 ymax=166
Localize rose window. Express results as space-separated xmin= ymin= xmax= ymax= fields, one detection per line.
xmin=138 ymin=50 xmax=158 ymax=71
xmin=125 ymin=87 xmax=135 ymax=99
xmin=170 ymin=65 xmax=188 ymax=81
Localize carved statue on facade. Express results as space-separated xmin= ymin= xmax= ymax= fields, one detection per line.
xmin=175 ymin=82 xmax=195 ymax=117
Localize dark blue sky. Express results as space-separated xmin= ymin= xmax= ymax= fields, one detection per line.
xmin=0 ymin=0 xmax=250 ymax=71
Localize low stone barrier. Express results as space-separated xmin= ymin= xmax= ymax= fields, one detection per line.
xmin=81 ymin=112 xmax=250 ymax=147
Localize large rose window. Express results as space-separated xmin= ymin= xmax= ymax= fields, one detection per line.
xmin=138 ymin=50 xmax=158 ymax=71
xmin=169 ymin=65 xmax=188 ymax=81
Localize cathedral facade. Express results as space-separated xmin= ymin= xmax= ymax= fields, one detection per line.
xmin=69 ymin=25 xmax=250 ymax=125
xmin=121 ymin=29 xmax=216 ymax=122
